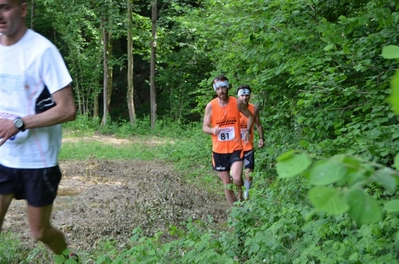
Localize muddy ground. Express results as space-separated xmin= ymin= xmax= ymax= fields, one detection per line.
xmin=3 ymin=137 xmax=229 ymax=254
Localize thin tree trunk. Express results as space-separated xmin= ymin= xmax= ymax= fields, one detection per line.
xmin=127 ymin=0 xmax=136 ymax=124
xmin=150 ymin=0 xmax=157 ymax=129
xmin=107 ymin=31 xmax=113 ymax=112
xmin=107 ymin=66 xmax=113 ymax=111
xmin=74 ymin=71 xmax=82 ymax=114
xmin=101 ymin=18 xmax=108 ymax=126
xmin=93 ymin=50 xmax=102 ymax=118
xmin=93 ymin=94 xmax=99 ymax=118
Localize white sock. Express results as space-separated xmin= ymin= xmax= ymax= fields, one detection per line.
xmin=244 ymin=180 xmax=252 ymax=190
xmin=244 ymin=180 xmax=251 ymax=198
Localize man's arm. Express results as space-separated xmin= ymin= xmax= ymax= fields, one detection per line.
xmin=24 ymin=85 xmax=76 ymax=129
xmin=0 ymin=85 xmax=76 ymax=146
xmin=202 ymin=102 xmax=216 ymax=135
xmin=254 ymin=106 xmax=265 ymax=148
xmin=237 ymin=100 xmax=253 ymax=142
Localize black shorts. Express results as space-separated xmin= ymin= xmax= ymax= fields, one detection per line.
xmin=212 ymin=150 xmax=243 ymax=171
xmin=0 ymin=164 xmax=62 ymax=207
xmin=243 ymin=149 xmax=255 ymax=170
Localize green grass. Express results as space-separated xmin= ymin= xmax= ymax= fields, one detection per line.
xmin=60 ymin=135 xmax=169 ymax=160
xmin=60 ymin=118 xmax=217 ymax=187
xmin=0 ymin=231 xmax=23 ymax=263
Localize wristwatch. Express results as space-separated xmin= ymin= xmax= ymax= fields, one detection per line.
xmin=14 ymin=117 xmax=26 ymax=132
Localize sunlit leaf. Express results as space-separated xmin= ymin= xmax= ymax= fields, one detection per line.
xmin=394 ymin=153 xmax=399 ymax=170
xmin=323 ymin=43 xmax=335 ymax=51
xmin=276 ymin=150 xmax=296 ymax=162
xmin=382 ymin=45 xmax=399 ymax=59
xmin=308 ymin=160 xmax=347 ymax=186
xmin=387 ymin=70 xmax=399 ymax=115
xmin=299 ymin=140 xmax=309 ymax=148
xmin=384 ymin=200 xmax=399 ymax=213
xmin=276 ymin=153 xmax=311 ymax=178
xmin=308 ymin=187 xmax=349 ymax=215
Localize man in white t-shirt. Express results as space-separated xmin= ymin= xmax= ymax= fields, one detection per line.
xmin=0 ymin=0 xmax=78 ymax=260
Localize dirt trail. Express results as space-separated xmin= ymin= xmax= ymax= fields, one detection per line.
xmin=3 ymin=138 xmax=229 ymax=253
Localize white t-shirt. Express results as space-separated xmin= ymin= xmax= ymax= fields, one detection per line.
xmin=0 ymin=29 xmax=72 ymax=169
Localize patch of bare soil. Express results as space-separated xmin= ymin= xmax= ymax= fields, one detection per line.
xmin=3 ymin=150 xmax=229 ymax=253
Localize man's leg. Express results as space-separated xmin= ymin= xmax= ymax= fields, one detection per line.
xmin=0 ymin=194 xmax=14 ymax=231
xmin=27 ymin=204 xmax=67 ymax=255
xmin=230 ymin=160 xmax=244 ymax=202
xmin=218 ymin=171 xmax=237 ymax=206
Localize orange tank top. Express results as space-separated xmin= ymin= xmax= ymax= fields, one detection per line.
xmin=211 ymin=97 xmax=243 ymax=154
xmin=239 ymin=103 xmax=255 ymax=151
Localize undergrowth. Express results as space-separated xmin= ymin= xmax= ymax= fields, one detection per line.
xmin=1 ymin=116 xmax=399 ymax=263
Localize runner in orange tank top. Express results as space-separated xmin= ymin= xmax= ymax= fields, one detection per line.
xmin=202 ymin=75 xmax=253 ymax=206
xmin=237 ymin=84 xmax=264 ymax=199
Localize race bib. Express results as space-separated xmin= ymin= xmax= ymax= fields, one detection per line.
xmin=217 ymin=127 xmax=235 ymax=141
xmin=240 ymin=129 xmax=248 ymax=140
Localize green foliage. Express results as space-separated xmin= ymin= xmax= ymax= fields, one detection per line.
xmin=274 ymin=42 xmax=399 ymax=226
xmin=383 ymin=45 xmax=399 ymax=115
xmin=0 ymin=232 xmax=23 ymax=263
xmin=276 ymin=151 xmax=399 ymax=225
xmin=63 ymin=114 xmax=101 ymax=133
xmin=53 ymin=249 xmax=79 ymax=264
xmin=17 ymin=0 xmax=399 ymax=262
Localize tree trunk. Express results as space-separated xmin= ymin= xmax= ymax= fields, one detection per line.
xmin=107 ymin=31 xmax=113 ymax=112
xmin=127 ymin=0 xmax=136 ymax=124
xmin=93 ymin=52 xmax=102 ymax=118
xmin=74 ymin=71 xmax=82 ymax=114
xmin=150 ymin=1 xmax=157 ymax=129
xmin=93 ymin=94 xmax=99 ymax=118
xmin=101 ymin=18 xmax=108 ymax=126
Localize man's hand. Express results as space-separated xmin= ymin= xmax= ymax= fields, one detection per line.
xmin=0 ymin=118 xmax=18 ymax=146
xmin=244 ymin=130 xmax=250 ymax=143
xmin=213 ymin=125 xmax=221 ymax=135
xmin=258 ymin=138 xmax=265 ymax=148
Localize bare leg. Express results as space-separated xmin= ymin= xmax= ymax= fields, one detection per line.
xmin=218 ymin=171 xmax=237 ymax=206
xmin=230 ymin=160 xmax=244 ymax=202
xmin=0 ymin=194 xmax=14 ymax=232
xmin=27 ymin=204 xmax=67 ymax=255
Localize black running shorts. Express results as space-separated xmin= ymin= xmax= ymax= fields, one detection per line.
xmin=212 ymin=150 xmax=243 ymax=171
xmin=243 ymin=149 xmax=255 ymax=170
xmin=0 ymin=164 xmax=62 ymax=207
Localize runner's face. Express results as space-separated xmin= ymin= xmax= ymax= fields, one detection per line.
xmin=0 ymin=0 xmax=27 ymax=37
xmin=238 ymin=94 xmax=250 ymax=105
xmin=215 ymin=86 xmax=228 ymax=100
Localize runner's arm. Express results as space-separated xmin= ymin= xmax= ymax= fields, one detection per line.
xmin=202 ymin=102 xmax=220 ymax=135
xmin=254 ymin=106 xmax=264 ymax=148
xmin=238 ymin=100 xmax=253 ymax=142
xmin=0 ymin=85 xmax=76 ymax=146
xmin=23 ymin=85 xmax=76 ymax=129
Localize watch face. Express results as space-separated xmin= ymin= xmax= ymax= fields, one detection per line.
xmin=15 ymin=119 xmax=22 ymax=128
xmin=15 ymin=118 xmax=23 ymax=129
